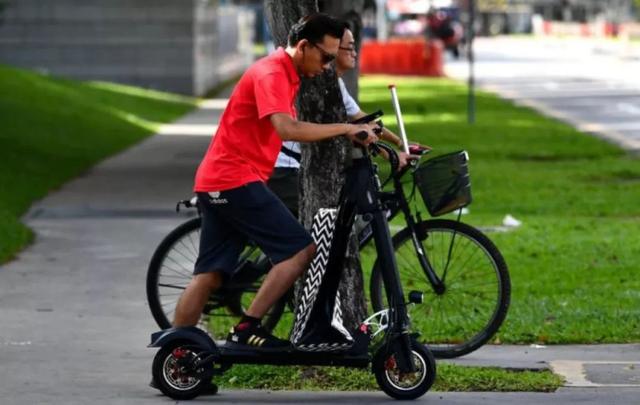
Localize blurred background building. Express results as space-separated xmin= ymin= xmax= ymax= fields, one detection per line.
xmin=0 ymin=0 xmax=637 ymax=95
xmin=0 ymin=0 xmax=255 ymax=95
xmin=364 ymin=0 xmax=638 ymax=39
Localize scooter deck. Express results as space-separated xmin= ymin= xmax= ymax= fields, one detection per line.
xmin=218 ymin=343 xmax=370 ymax=368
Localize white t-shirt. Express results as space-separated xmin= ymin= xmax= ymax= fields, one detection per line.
xmin=274 ymin=140 xmax=301 ymax=169
xmin=274 ymin=78 xmax=360 ymax=169
xmin=338 ymin=77 xmax=360 ymax=117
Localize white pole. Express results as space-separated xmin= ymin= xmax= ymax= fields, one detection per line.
xmin=388 ymin=84 xmax=410 ymax=154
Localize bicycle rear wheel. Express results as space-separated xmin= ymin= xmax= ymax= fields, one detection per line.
xmin=146 ymin=217 xmax=286 ymax=339
xmin=370 ymin=219 xmax=510 ymax=358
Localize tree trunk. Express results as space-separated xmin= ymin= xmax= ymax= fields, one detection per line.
xmin=263 ymin=0 xmax=317 ymax=46
xmin=264 ymin=0 xmax=367 ymax=331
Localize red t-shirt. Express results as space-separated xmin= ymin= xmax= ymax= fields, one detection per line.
xmin=194 ymin=48 xmax=300 ymax=192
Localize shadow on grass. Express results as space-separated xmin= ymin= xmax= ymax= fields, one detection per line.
xmin=0 ymin=65 xmax=196 ymax=263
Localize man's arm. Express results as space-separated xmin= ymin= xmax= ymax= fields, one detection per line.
xmin=270 ymin=113 xmax=377 ymax=144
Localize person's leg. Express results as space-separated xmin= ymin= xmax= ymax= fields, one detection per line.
xmin=173 ymin=272 xmax=223 ymax=327
xmin=221 ymin=182 xmax=314 ymax=349
xmin=226 ymin=182 xmax=313 ymax=320
xmin=244 ymin=242 xmax=315 ymax=318
xmin=172 ymin=192 xmax=243 ymax=328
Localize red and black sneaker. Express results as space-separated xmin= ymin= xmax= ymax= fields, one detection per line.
xmin=226 ymin=322 xmax=291 ymax=352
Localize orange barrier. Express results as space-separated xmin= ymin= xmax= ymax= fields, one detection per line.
xmin=360 ymin=39 xmax=444 ymax=77
xmin=537 ymin=20 xmax=622 ymax=38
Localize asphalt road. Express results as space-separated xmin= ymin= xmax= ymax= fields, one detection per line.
xmin=446 ymin=36 xmax=640 ymax=151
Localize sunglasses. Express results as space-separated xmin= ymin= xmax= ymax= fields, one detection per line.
xmin=311 ymin=43 xmax=336 ymax=64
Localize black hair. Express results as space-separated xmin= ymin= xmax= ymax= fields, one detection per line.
xmin=287 ymin=13 xmax=345 ymax=47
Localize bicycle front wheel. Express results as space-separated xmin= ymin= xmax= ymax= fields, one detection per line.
xmin=370 ymin=219 xmax=510 ymax=358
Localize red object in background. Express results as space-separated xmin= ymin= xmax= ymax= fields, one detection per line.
xmin=604 ymin=22 xmax=619 ymax=37
xmin=360 ymin=39 xmax=444 ymax=76
xmin=580 ymin=24 xmax=591 ymax=37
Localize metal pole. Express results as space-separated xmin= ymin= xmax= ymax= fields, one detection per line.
xmin=467 ymin=0 xmax=476 ymax=124
xmin=388 ymin=85 xmax=410 ymax=154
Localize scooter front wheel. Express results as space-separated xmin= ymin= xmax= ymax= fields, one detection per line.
xmin=151 ymin=341 xmax=213 ymax=400
xmin=373 ymin=341 xmax=436 ymax=400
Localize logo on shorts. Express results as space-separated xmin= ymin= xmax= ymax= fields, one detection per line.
xmin=208 ymin=191 xmax=228 ymax=204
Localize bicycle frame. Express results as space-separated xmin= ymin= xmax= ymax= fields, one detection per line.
xmin=196 ymin=155 xmax=447 ymax=319
xmin=151 ymin=145 xmax=420 ymax=372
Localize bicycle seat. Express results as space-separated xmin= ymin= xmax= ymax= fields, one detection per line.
xmin=175 ymin=196 xmax=198 ymax=212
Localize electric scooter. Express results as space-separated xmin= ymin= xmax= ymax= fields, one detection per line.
xmin=148 ymin=86 xmax=437 ymax=401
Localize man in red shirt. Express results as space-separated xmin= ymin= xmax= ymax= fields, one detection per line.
xmin=173 ymin=14 xmax=378 ymax=350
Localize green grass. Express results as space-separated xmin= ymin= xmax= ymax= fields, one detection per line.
xmin=357 ymin=76 xmax=640 ymax=344
xmin=0 ymin=65 xmax=196 ymax=263
xmin=217 ymin=363 xmax=563 ymax=392
xmin=202 ymin=75 xmax=639 ymax=351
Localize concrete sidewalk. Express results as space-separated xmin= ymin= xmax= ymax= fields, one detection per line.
xmin=446 ymin=344 xmax=640 ymax=388
xmin=1 ymin=86 xmax=639 ymax=404
xmin=0 ymin=94 xmax=228 ymax=404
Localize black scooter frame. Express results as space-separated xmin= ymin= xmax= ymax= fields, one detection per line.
xmin=149 ymin=144 xmax=418 ymax=375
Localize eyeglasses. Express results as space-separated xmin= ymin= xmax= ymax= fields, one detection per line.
xmin=311 ymin=43 xmax=337 ymax=64
xmin=339 ymin=46 xmax=356 ymax=54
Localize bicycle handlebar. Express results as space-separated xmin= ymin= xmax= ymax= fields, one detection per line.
xmin=374 ymin=142 xmax=401 ymax=174
xmin=354 ymin=131 xmax=401 ymax=173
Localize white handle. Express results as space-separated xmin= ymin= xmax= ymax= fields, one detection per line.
xmin=388 ymin=84 xmax=410 ymax=154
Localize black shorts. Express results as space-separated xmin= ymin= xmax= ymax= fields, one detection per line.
xmin=193 ymin=182 xmax=313 ymax=277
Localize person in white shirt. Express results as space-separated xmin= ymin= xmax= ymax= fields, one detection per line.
xmin=267 ymin=139 xmax=301 ymax=216
xmin=267 ymin=26 xmax=416 ymax=217
xmin=334 ymin=27 xmax=413 ymax=168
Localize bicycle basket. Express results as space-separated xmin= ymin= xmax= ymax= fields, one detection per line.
xmin=414 ymin=150 xmax=471 ymax=217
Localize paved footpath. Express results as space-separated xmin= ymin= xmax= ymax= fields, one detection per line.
xmin=0 ymin=97 xmax=225 ymax=404
xmin=1 ymin=86 xmax=639 ymax=403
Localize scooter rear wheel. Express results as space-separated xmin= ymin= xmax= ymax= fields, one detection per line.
xmin=373 ymin=340 xmax=436 ymax=400
xmin=151 ymin=341 xmax=213 ymax=400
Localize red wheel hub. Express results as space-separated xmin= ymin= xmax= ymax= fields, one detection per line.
xmin=385 ymin=356 xmax=397 ymax=370
xmin=172 ymin=347 xmax=188 ymax=359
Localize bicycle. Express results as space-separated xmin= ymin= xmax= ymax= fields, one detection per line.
xmin=147 ymin=106 xmax=510 ymax=360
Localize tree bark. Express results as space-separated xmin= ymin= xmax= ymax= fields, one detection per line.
xmin=264 ymin=0 xmax=367 ymax=331
xmin=263 ymin=0 xmax=317 ymax=46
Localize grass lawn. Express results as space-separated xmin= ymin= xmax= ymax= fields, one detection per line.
xmin=203 ymin=75 xmax=637 ymax=362
xmin=0 ymin=65 xmax=196 ymax=264
xmin=217 ymin=363 xmax=563 ymax=392
xmin=200 ymin=75 xmax=636 ymax=393
xmin=357 ymin=76 xmax=640 ymax=344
